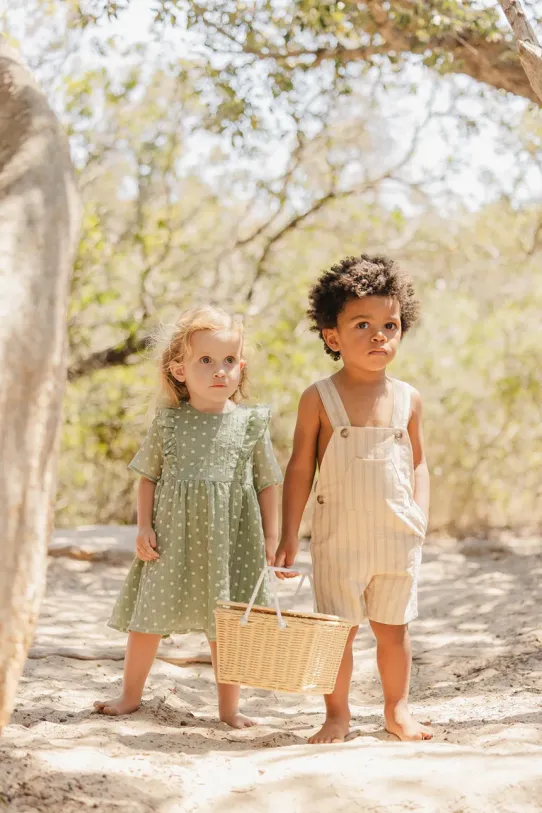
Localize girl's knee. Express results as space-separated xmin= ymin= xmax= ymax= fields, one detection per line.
xmin=345 ymin=625 xmax=359 ymax=647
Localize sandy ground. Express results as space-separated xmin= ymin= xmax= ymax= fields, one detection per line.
xmin=1 ymin=528 xmax=542 ymax=813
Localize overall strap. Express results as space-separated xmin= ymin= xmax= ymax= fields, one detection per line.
xmin=391 ymin=379 xmax=412 ymax=431
xmin=315 ymin=378 xmax=351 ymax=429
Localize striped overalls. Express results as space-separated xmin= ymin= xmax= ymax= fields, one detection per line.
xmin=312 ymin=377 xmax=427 ymax=626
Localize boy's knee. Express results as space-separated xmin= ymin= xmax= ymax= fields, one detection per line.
xmin=370 ymin=620 xmax=408 ymax=644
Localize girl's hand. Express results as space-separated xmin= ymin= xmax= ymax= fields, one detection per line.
xmin=265 ymin=538 xmax=278 ymax=566
xmin=274 ymin=538 xmax=299 ymax=578
xmin=136 ymin=526 xmax=159 ymax=561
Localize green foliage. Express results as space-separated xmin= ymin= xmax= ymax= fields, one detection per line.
xmin=58 ymin=364 xmax=153 ymax=525
xmin=9 ymin=0 xmax=542 ymax=534
xmin=59 ymin=186 xmax=542 ymax=533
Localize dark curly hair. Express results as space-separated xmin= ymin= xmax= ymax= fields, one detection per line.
xmin=308 ymin=254 xmax=420 ymax=360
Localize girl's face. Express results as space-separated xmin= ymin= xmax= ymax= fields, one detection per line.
xmin=170 ymin=329 xmax=245 ymax=407
xmin=323 ymin=295 xmax=402 ymax=372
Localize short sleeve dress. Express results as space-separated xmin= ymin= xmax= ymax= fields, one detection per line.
xmin=109 ymin=402 xmax=283 ymax=639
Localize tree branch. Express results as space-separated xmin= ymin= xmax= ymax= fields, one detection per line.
xmin=245 ymin=191 xmax=339 ymax=305
xmin=67 ymin=334 xmax=149 ymax=381
xmin=203 ymin=1 xmax=541 ymax=105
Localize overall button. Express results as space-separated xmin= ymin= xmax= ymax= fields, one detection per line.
xmin=340 ymin=428 xmax=349 ymax=438
xmin=394 ymin=430 xmax=403 ymax=441
xmin=317 ymin=495 xmax=325 ymax=504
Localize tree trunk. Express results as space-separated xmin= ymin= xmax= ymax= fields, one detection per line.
xmin=498 ymin=0 xmax=542 ymax=103
xmin=517 ymin=40 xmax=542 ymax=104
xmin=0 ymin=39 xmax=80 ymax=731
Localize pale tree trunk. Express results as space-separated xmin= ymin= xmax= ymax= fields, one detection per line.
xmin=498 ymin=0 xmax=542 ymax=103
xmin=0 ymin=38 xmax=80 ymax=730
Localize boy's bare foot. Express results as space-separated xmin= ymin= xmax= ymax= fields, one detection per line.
xmin=308 ymin=715 xmax=350 ymax=744
xmin=93 ymin=696 xmax=141 ymax=716
xmin=385 ymin=703 xmax=432 ymax=741
xmin=220 ymin=711 xmax=257 ymax=729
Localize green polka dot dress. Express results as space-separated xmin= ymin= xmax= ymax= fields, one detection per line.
xmin=109 ymin=403 xmax=283 ymax=640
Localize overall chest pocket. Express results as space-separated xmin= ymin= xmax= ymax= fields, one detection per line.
xmin=343 ymin=456 xmax=407 ymax=513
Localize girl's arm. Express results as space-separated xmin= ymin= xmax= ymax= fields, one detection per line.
xmin=257 ymin=485 xmax=279 ymax=565
xmin=275 ymin=386 xmax=320 ymax=574
xmin=408 ymin=389 xmax=430 ymax=521
xmin=135 ymin=477 xmax=159 ymax=561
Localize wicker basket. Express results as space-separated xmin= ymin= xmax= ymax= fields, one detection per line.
xmin=215 ymin=567 xmax=352 ymax=694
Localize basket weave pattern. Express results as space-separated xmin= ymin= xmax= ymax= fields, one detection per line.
xmin=215 ymin=601 xmax=352 ymax=694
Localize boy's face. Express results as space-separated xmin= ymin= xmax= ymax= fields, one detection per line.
xmin=323 ymin=295 xmax=402 ymax=372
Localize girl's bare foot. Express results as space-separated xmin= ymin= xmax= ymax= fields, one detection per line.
xmin=93 ymin=696 xmax=141 ymax=716
xmin=210 ymin=641 xmax=255 ymax=730
xmin=385 ymin=702 xmax=433 ymax=741
xmin=220 ymin=711 xmax=257 ymax=729
xmin=308 ymin=715 xmax=350 ymax=744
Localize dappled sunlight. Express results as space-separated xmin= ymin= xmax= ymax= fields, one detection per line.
xmin=2 ymin=535 xmax=540 ymax=813
xmin=4 ymin=2 xmax=542 ymax=810
xmin=200 ymin=750 xmax=542 ymax=813
xmin=3 ymin=748 xmax=175 ymax=813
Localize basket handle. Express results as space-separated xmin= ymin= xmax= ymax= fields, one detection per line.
xmin=240 ymin=565 xmax=314 ymax=630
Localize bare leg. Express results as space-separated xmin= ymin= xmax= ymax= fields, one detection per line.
xmin=94 ymin=631 xmax=161 ymax=716
xmin=308 ymin=626 xmax=358 ymax=744
xmin=370 ymin=620 xmax=432 ymax=741
xmin=208 ymin=641 xmax=256 ymax=729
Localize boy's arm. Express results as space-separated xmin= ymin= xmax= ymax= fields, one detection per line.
xmin=275 ymin=386 xmax=320 ymax=574
xmin=257 ymin=484 xmax=279 ymax=565
xmin=408 ymin=388 xmax=430 ymax=521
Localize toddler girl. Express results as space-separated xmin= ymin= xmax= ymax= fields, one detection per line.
xmin=94 ymin=306 xmax=282 ymax=728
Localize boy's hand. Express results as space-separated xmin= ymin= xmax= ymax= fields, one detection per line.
xmin=274 ymin=538 xmax=299 ymax=578
xmin=136 ymin=526 xmax=159 ymax=561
